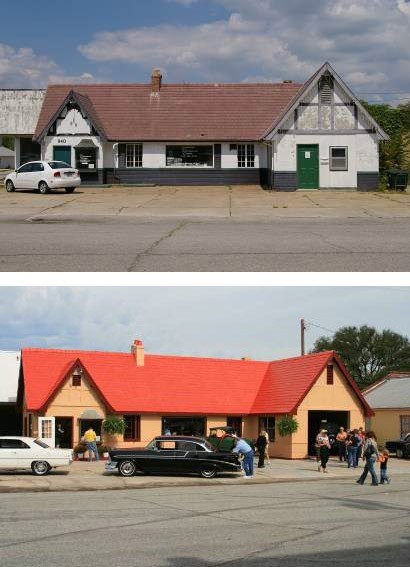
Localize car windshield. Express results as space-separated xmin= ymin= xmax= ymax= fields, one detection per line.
xmin=202 ymin=440 xmax=215 ymax=452
xmin=33 ymin=438 xmax=50 ymax=448
xmin=48 ymin=161 xmax=71 ymax=169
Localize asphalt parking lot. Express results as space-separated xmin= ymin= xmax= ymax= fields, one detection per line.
xmin=1 ymin=185 xmax=410 ymax=271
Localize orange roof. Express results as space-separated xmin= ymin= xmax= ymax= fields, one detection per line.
xmin=20 ymin=347 xmax=373 ymax=416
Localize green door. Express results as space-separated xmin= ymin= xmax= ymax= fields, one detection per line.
xmin=53 ymin=146 xmax=71 ymax=166
xmin=297 ymin=144 xmax=319 ymax=189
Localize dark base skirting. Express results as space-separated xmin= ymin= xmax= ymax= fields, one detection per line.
xmin=102 ymin=168 xmax=267 ymax=186
xmin=357 ymin=172 xmax=379 ymax=191
xmin=78 ymin=169 xmax=105 ymax=185
xmin=272 ymin=172 xmax=298 ymax=191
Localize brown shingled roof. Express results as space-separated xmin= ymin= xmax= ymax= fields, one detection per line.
xmin=33 ymin=82 xmax=303 ymax=142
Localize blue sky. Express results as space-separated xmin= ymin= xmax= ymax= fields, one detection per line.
xmin=0 ymin=0 xmax=409 ymax=104
xmin=0 ymin=287 xmax=409 ymax=360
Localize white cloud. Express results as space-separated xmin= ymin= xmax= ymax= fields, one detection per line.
xmin=78 ymin=0 xmax=410 ymax=102
xmin=0 ymin=43 xmax=97 ymax=88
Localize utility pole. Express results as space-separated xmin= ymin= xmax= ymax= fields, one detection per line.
xmin=301 ymin=318 xmax=306 ymax=356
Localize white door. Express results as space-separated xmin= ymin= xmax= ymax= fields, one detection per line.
xmin=15 ymin=162 xmax=33 ymax=188
xmin=0 ymin=439 xmax=32 ymax=468
xmin=29 ymin=162 xmax=45 ymax=188
xmin=39 ymin=417 xmax=55 ymax=448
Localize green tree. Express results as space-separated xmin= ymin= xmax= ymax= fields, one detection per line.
xmin=1 ymin=136 xmax=14 ymax=151
xmin=311 ymin=325 xmax=410 ymax=389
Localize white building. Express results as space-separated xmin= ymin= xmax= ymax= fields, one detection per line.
xmin=0 ymin=63 xmax=388 ymax=190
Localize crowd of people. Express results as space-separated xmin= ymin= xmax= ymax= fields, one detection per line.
xmin=314 ymin=427 xmax=390 ymax=485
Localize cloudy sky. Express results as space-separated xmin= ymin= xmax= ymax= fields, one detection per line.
xmin=0 ymin=287 xmax=409 ymax=360
xmin=0 ymin=0 xmax=409 ymax=104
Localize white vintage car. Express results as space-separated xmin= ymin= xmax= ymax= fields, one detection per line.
xmin=0 ymin=436 xmax=73 ymax=475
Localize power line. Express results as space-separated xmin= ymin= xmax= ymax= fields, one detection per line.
xmin=305 ymin=320 xmax=336 ymax=335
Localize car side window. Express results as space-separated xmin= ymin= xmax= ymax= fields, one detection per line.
xmin=0 ymin=439 xmax=30 ymax=449
xmin=31 ymin=163 xmax=44 ymax=172
xmin=17 ymin=163 xmax=32 ymax=173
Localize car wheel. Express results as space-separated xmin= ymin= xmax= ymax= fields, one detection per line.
xmin=396 ymin=448 xmax=404 ymax=459
xmin=31 ymin=461 xmax=50 ymax=476
xmin=200 ymin=467 xmax=217 ymax=479
xmin=118 ymin=460 xmax=137 ymax=477
xmin=38 ymin=181 xmax=50 ymax=194
xmin=5 ymin=180 xmax=15 ymax=193
xmin=65 ymin=187 xmax=75 ymax=193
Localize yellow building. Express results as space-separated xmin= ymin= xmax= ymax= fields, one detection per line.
xmin=363 ymin=373 xmax=410 ymax=446
xmin=18 ymin=340 xmax=373 ymax=458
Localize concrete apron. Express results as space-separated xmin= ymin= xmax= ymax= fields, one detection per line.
xmin=0 ymin=458 xmax=407 ymax=493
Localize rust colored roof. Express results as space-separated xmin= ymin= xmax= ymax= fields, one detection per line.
xmin=20 ymin=347 xmax=372 ymax=416
xmin=33 ymin=82 xmax=303 ymax=142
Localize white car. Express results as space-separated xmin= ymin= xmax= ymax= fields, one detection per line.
xmin=4 ymin=160 xmax=81 ymax=194
xmin=0 ymin=436 xmax=73 ymax=475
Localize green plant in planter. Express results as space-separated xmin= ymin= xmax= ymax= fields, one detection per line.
xmin=103 ymin=415 xmax=126 ymax=436
xmin=277 ymin=415 xmax=299 ymax=437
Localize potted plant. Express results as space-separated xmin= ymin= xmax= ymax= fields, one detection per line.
xmin=277 ymin=415 xmax=299 ymax=437
xmin=102 ymin=415 xmax=126 ymax=448
xmin=98 ymin=444 xmax=110 ymax=459
xmin=73 ymin=443 xmax=87 ymax=460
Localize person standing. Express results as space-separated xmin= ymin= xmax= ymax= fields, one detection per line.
xmin=379 ymin=449 xmax=391 ymax=485
xmin=232 ymin=436 xmax=254 ymax=478
xmin=255 ymin=430 xmax=268 ymax=468
xmin=315 ymin=429 xmax=331 ymax=473
xmin=356 ymin=431 xmax=379 ymax=486
xmin=55 ymin=424 xmax=65 ymax=448
xmin=84 ymin=426 xmax=99 ymax=462
xmin=336 ymin=427 xmax=347 ymax=462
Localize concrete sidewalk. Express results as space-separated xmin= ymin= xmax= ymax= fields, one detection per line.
xmin=2 ymin=185 xmax=410 ymax=222
xmin=0 ymin=457 xmax=408 ymax=493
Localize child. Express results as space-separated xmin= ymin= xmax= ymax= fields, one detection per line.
xmin=379 ymin=449 xmax=391 ymax=485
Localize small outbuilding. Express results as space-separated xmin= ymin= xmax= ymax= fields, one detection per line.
xmin=18 ymin=340 xmax=372 ymax=457
xmin=0 ymin=145 xmax=15 ymax=169
xmin=363 ymin=373 xmax=410 ymax=446
xmin=0 ymin=350 xmax=21 ymax=435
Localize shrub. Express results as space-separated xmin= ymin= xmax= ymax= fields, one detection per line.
xmin=103 ymin=415 xmax=126 ymax=436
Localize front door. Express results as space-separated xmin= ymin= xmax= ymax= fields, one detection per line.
xmin=38 ymin=417 xmax=55 ymax=448
xmin=297 ymin=144 xmax=319 ymax=189
xmin=53 ymin=146 xmax=71 ymax=166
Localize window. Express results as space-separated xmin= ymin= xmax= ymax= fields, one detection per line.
xmin=17 ymin=163 xmax=33 ymax=173
xmin=237 ymin=144 xmax=255 ymax=168
xmin=162 ymin=417 xmax=205 ymax=436
xmin=166 ymin=145 xmax=213 ymax=167
xmin=330 ymin=147 xmax=348 ymax=171
xmin=124 ymin=415 xmax=141 ymax=441
xmin=400 ymin=415 xmax=410 ymax=438
xmin=75 ymin=147 xmax=97 ymax=170
xmin=327 ymin=364 xmax=334 ymax=385
xmin=72 ymin=374 xmax=81 ymax=387
xmin=34 ymin=439 xmax=50 ymax=448
xmin=0 ymin=439 xmax=30 ymax=449
xmin=126 ymin=144 xmax=143 ymax=168
xmin=259 ymin=417 xmax=275 ymax=442
xmin=48 ymin=161 xmax=71 ymax=169
xmin=227 ymin=416 xmax=242 ymax=437
xmin=30 ymin=162 xmax=44 ymax=172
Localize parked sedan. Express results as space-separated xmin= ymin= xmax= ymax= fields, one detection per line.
xmin=4 ymin=160 xmax=81 ymax=194
xmin=106 ymin=435 xmax=242 ymax=478
xmin=386 ymin=432 xmax=410 ymax=458
xmin=0 ymin=437 xmax=73 ymax=475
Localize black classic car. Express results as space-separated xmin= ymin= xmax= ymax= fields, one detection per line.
xmin=386 ymin=432 xmax=410 ymax=458
xmin=106 ymin=435 xmax=242 ymax=478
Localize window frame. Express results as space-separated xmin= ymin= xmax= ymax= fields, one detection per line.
xmin=123 ymin=415 xmax=141 ymax=442
xmin=72 ymin=374 xmax=81 ymax=387
xmin=237 ymin=144 xmax=255 ymax=168
xmin=329 ymin=146 xmax=348 ymax=171
xmin=165 ymin=144 xmax=214 ymax=168
xmin=259 ymin=416 xmax=276 ymax=442
xmin=125 ymin=143 xmax=143 ymax=168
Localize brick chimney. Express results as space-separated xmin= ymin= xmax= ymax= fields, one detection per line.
xmin=131 ymin=339 xmax=144 ymax=366
xmin=151 ymin=69 xmax=162 ymax=94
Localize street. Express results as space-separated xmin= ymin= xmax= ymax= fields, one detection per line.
xmin=2 ymin=216 xmax=410 ymax=272
xmin=0 ymin=477 xmax=409 ymax=566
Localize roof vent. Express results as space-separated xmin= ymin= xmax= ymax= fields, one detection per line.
xmin=282 ymin=80 xmax=293 ymax=83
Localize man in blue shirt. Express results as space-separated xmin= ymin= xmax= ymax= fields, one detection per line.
xmin=232 ymin=437 xmax=254 ymax=478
